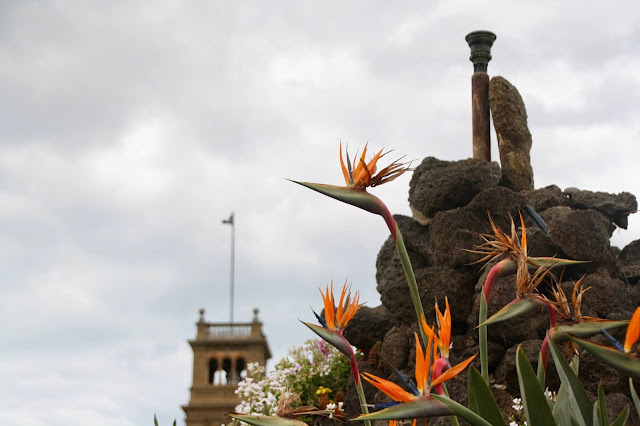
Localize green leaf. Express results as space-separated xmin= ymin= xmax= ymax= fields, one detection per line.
xmin=611 ymin=406 xmax=629 ymax=426
xmin=467 ymin=366 xmax=507 ymax=426
xmin=552 ymin=321 xmax=628 ymax=342
xmin=528 ymin=257 xmax=590 ymax=268
xmin=300 ymin=321 xmax=353 ymax=360
xmin=479 ymin=297 xmax=542 ymax=327
xmin=353 ymin=397 xmax=451 ymax=421
xmin=629 ymin=378 xmax=640 ymax=421
xmin=516 ymin=346 xmax=557 ymax=426
xmin=553 ymin=356 xmax=581 ymax=426
xmin=154 ymin=414 xmax=159 ymax=426
xmin=567 ymin=336 xmax=640 ymax=380
xmin=430 ymin=394 xmax=494 ymax=426
xmin=228 ymin=414 xmax=308 ymax=426
xmin=537 ymin=349 xmax=546 ymax=389
xmin=548 ymin=335 xmax=593 ymax=425
xmin=290 ymin=181 xmax=386 ymax=218
xmin=596 ymin=385 xmax=609 ymax=426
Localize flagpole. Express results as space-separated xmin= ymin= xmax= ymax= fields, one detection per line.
xmin=222 ymin=212 xmax=235 ymax=324
xmin=230 ymin=213 xmax=234 ymax=324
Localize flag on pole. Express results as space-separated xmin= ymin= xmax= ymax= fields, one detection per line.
xmin=222 ymin=213 xmax=234 ymax=225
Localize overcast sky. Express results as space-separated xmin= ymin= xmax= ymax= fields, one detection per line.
xmin=1 ymin=1 xmax=639 ymax=425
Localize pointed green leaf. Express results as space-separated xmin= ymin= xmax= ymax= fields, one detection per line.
xmin=154 ymin=414 xmax=159 ymax=426
xmin=548 ymin=336 xmax=593 ymax=425
xmin=569 ymin=415 xmax=582 ymax=426
xmin=353 ymin=397 xmax=451 ymax=421
xmin=300 ymin=321 xmax=353 ymax=359
xmin=554 ymin=379 xmax=575 ymax=426
xmin=567 ymin=336 xmax=640 ymax=380
xmin=553 ymin=356 xmax=581 ymax=426
xmin=629 ymin=378 xmax=640 ymax=421
xmin=467 ymin=366 xmax=507 ymax=425
xmin=290 ymin=181 xmax=386 ymax=217
xmin=228 ymin=414 xmax=308 ymax=426
xmin=611 ymin=406 xmax=629 ymax=426
xmin=430 ymin=394 xmax=494 ymax=426
xmin=552 ymin=321 xmax=628 ymax=342
xmin=479 ymin=297 xmax=542 ymax=327
xmin=593 ymin=402 xmax=601 ymax=426
xmin=516 ymin=346 xmax=557 ymax=426
xmin=537 ymin=349 xmax=546 ymax=389
xmin=596 ymin=385 xmax=609 ymax=426
xmin=528 ymin=257 xmax=590 ymax=268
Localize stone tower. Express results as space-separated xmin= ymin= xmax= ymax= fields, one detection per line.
xmin=182 ymin=308 xmax=271 ymax=426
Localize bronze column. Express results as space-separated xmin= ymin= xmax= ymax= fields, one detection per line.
xmin=465 ymin=31 xmax=496 ymax=161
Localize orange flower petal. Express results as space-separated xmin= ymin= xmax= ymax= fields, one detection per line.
xmin=320 ymin=282 xmax=336 ymax=330
xmin=362 ymin=373 xmax=415 ymax=403
xmin=624 ymin=307 xmax=640 ymax=353
xmin=414 ymin=333 xmax=426 ymax=394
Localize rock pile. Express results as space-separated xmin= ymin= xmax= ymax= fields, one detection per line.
xmin=343 ymin=77 xmax=640 ymax=423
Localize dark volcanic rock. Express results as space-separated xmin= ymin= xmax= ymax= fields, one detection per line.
xmin=466 ymin=186 xmax=527 ymax=231
xmin=430 ymin=208 xmax=485 ymax=268
xmin=376 ymin=215 xmax=432 ymax=287
xmin=377 ymin=266 xmax=476 ymax=326
xmin=344 ymin=305 xmax=395 ymax=356
xmin=621 ymin=239 xmax=640 ymax=284
xmin=494 ymin=340 xmax=560 ymax=393
xmin=522 ymin=185 xmax=568 ymax=212
xmin=489 ymin=76 xmax=534 ymax=191
xmin=565 ymin=188 xmax=638 ymax=229
xmin=379 ymin=325 xmax=414 ymax=372
xmin=408 ymin=157 xmax=501 ymax=223
xmin=578 ymin=268 xmax=640 ymax=318
xmin=543 ymin=207 xmax=617 ymax=270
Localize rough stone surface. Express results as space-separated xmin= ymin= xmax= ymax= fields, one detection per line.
xmin=621 ymin=239 xmax=640 ymax=284
xmin=494 ymin=340 xmax=560 ymax=393
xmin=429 ymin=208 xmax=485 ymax=269
xmin=344 ymin=305 xmax=395 ymax=356
xmin=578 ymin=268 xmax=640 ymax=318
xmin=377 ymin=265 xmax=475 ymax=326
xmin=543 ymin=207 xmax=617 ymax=271
xmin=565 ymin=188 xmax=638 ymax=229
xmin=378 ymin=325 xmax=413 ymax=373
xmin=522 ymin=185 xmax=568 ymax=212
xmin=489 ymin=76 xmax=534 ymax=191
xmin=408 ymin=156 xmax=501 ymax=222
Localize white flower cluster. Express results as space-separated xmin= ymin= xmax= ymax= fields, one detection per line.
xmin=234 ymin=339 xmax=345 ymax=416
xmin=325 ymin=402 xmax=344 ymax=419
xmin=509 ymin=389 xmax=555 ymax=425
xmin=235 ymin=363 xmax=286 ymax=416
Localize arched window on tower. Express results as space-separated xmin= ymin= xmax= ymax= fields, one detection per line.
xmin=235 ymin=358 xmax=246 ymax=383
xmin=208 ymin=358 xmax=218 ymax=385
xmin=222 ymin=357 xmax=232 ymax=385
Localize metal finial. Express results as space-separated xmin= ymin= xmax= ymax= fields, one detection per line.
xmin=465 ymin=31 xmax=496 ymax=73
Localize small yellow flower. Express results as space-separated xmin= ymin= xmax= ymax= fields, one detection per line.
xmin=315 ymin=386 xmax=332 ymax=396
